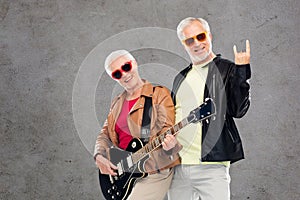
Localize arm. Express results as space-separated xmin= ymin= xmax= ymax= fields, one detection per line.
xmin=94 ymin=119 xmax=112 ymax=158
xmin=94 ymin=101 xmax=118 ymax=175
xmin=227 ymin=40 xmax=251 ymax=118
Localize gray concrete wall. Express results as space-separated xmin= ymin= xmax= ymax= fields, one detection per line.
xmin=1 ymin=0 xmax=299 ymax=199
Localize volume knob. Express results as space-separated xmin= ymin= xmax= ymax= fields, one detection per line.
xmin=112 ymin=185 xmax=117 ymax=191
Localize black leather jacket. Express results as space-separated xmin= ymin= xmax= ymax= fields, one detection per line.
xmin=171 ymin=55 xmax=251 ymax=163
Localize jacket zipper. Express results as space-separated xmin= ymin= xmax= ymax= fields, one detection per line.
xmin=228 ymin=129 xmax=236 ymax=143
xmin=212 ymin=74 xmax=216 ymax=99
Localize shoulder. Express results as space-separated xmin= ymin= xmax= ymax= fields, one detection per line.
xmin=214 ymin=55 xmax=234 ymax=67
xmin=212 ymin=55 xmax=235 ymax=76
xmin=175 ymin=64 xmax=193 ymax=78
xmin=153 ymin=85 xmax=170 ymax=96
xmin=152 ymin=85 xmax=173 ymax=104
xmin=214 ymin=55 xmax=251 ymax=79
xmin=110 ymin=91 xmax=125 ymax=109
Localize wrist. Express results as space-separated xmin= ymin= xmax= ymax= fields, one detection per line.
xmin=94 ymin=153 xmax=102 ymax=161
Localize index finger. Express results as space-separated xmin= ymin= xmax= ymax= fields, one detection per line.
xmin=246 ymin=40 xmax=250 ymax=54
xmin=109 ymin=162 xmax=118 ymax=170
xmin=108 ymin=163 xmax=118 ymax=176
xmin=165 ymin=134 xmax=173 ymax=138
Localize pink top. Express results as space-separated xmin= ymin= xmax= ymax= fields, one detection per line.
xmin=115 ymin=97 xmax=139 ymax=150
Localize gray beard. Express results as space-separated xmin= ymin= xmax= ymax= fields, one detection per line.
xmin=186 ymin=39 xmax=213 ymax=64
xmin=190 ymin=51 xmax=209 ymax=64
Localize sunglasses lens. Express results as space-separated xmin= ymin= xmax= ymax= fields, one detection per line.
xmin=196 ymin=33 xmax=206 ymax=42
xmin=121 ymin=63 xmax=132 ymax=72
xmin=184 ymin=38 xmax=195 ymax=46
xmin=112 ymin=70 xmax=122 ymax=79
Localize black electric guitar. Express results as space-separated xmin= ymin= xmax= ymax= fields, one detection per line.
xmin=99 ymin=98 xmax=216 ymax=200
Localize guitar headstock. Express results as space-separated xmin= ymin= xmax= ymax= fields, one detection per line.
xmin=188 ymin=98 xmax=216 ymax=123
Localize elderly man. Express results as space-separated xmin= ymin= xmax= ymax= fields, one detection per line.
xmin=168 ymin=17 xmax=251 ymax=200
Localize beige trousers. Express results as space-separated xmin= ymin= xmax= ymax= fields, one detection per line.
xmin=168 ymin=164 xmax=231 ymax=200
xmin=127 ymin=169 xmax=173 ymax=200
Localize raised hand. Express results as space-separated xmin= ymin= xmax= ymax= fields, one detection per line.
xmin=233 ymin=40 xmax=250 ymax=65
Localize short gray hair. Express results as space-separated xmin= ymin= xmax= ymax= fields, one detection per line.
xmin=104 ymin=50 xmax=134 ymax=72
xmin=177 ymin=17 xmax=211 ymax=41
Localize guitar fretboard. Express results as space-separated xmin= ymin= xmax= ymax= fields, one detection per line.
xmin=131 ymin=117 xmax=191 ymax=164
xmin=129 ymin=98 xmax=215 ymax=165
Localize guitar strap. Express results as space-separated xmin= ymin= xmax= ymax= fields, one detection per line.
xmin=140 ymin=88 xmax=154 ymax=144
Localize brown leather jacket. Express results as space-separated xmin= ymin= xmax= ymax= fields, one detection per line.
xmin=94 ymin=81 xmax=181 ymax=173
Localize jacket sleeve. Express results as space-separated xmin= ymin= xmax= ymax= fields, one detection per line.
xmin=154 ymin=87 xmax=182 ymax=155
xmin=226 ymin=63 xmax=251 ymax=118
xmin=93 ymin=118 xmax=113 ymax=160
xmin=93 ymin=99 xmax=117 ymax=160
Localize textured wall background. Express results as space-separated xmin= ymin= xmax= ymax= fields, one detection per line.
xmin=1 ymin=0 xmax=299 ymax=200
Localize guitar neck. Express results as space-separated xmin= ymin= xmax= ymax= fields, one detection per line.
xmin=130 ymin=97 xmax=216 ymax=164
xmin=131 ymin=115 xmax=194 ymax=164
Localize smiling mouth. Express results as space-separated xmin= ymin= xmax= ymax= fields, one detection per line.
xmin=124 ymin=75 xmax=133 ymax=83
xmin=194 ymin=47 xmax=205 ymax=53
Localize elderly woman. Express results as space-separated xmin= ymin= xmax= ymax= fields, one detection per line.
xmin=94 ymin=50 xmax=181 ymax=200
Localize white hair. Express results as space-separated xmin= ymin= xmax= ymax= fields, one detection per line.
xmin=104 ymin=50 xmax=134 ymax=72
xmin=177 ymin=17 xmax=211 ymax=41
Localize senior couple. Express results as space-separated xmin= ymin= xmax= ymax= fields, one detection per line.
xmin=94 ymin=17 xmax=251 ymax=200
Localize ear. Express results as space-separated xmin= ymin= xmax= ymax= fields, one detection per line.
xmin=132 ymin=59 xmax=138 ymax=67
xmin=208 ymin=32 xmax=213 ymax=41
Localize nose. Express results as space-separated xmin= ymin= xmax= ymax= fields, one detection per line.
xmin=120 ymin=70 xmax=131 ymax=81
xmin=192 ymin=38 xmax=202 ymax=47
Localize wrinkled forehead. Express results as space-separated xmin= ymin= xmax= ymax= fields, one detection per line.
xmin=108 ymin=55 xmax=132 ymax=72
xmin=182 ymin=20 xmax=206 ymax=39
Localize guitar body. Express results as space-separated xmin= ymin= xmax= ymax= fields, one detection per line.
xmin=99 ymin=138 xmax=149 ymax=200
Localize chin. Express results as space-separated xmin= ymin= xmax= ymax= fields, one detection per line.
xmin=190 ymin=52 xmax=209 ymax=63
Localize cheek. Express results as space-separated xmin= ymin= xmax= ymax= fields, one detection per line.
xmin=185 ymin=45 xmax=193 ymax=53
xmin=131 ymin=67 xmax=139 ymax=76
xmin=131 ymin=64 xmax=138 ymax=71
xmin=206 ymin=38 xmax=212 ymax=46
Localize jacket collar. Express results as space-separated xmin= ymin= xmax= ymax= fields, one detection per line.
xmin=110 ymin=79 xmax=154 ymax=117
xmin=140 ymin=80 xmax=155 ymax=97
xmin=112 ymin=79 xmax=154 ymax=106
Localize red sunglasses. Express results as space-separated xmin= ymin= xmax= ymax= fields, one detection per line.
xmin=111 ymin=61 xmax=133 ymax=80
xmin=183 ymin=32 xmax=207 ymax=46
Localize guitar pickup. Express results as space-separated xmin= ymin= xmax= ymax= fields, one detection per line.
xmin=126 ymin=156 xmax=133 ymax=169
xmin=117 ymin=162 xmax=123 ymax=176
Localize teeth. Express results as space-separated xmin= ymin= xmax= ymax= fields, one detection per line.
xmin=125 ymin=76 xmax=132 ymax=82
xmin=195 ymin=48 xmax=204 ymax=53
